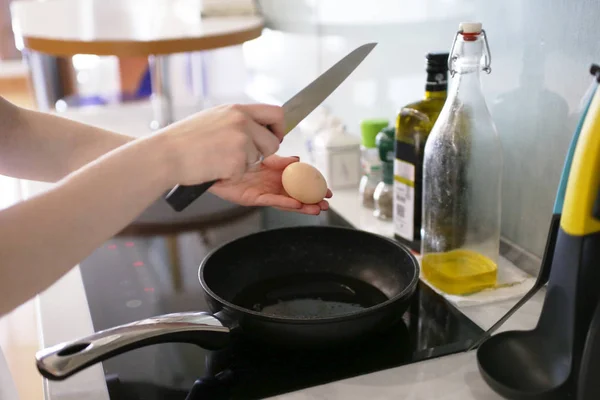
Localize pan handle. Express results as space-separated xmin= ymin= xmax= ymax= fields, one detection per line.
xmin=35 ymin=312 xmax=230 ymax=381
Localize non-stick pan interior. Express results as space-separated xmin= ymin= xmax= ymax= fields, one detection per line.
xmin=200 ymin=226 xmax=418 ymax=320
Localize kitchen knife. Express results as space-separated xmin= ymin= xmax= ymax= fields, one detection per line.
xmin=164 ymin=42 xmax=377 ymax=212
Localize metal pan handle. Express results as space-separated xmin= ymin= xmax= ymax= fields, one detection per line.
xmin=35 ymin=312 xmax=230 ymax=381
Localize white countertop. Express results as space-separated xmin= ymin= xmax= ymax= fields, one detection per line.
xmin=25 ymin=101 xmax=545 ymax=400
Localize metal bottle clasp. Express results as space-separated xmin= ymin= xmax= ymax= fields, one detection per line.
xmin=447 ymin=29 xmax=493 ymax=77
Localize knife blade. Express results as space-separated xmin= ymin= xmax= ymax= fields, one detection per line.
xmin=164 ymin=42 xmax=377 ymax=212
xmin=281 ymin=42 xmax=377 ymax=135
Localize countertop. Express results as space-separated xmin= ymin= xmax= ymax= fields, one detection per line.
xmin=24 ymin=101 xmax=545 ymax=400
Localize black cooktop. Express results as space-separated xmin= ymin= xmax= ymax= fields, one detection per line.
xmin=79 ymin=206 xmax=483 ymax=400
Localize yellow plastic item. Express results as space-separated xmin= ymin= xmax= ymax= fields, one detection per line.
xmin=421 ymin=249 xmax=498 ymax=295
xmin=561 ymin=87 xmax=600 ymax=236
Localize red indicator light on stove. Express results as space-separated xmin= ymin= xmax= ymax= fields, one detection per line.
xmin=125 ymin=242 xmax=134 ymax=247
xmin=144 ymin=287 xmax=155 ymax=292
xmin=133 ymin=261 xmax=144 ymax=267
xmin=107 ymin=244 xmax=117 ymax=250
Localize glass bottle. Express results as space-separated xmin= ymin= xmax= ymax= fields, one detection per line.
xmin=393 ymin=52 xmax=449 ymax=253
xmin=421 ymin=22 xmax=503 ymax=295
xmin=374 ymin=126 xmax=396 ymax=220
xmin=359 ymin=119 xmax=389 ymax=209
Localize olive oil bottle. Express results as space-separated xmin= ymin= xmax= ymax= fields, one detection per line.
xmin=393 ymin=52 xmax=449 ymax=252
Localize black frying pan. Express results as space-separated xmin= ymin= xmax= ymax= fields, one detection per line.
xmin=35 ymin=226 xmax=419 ymax=381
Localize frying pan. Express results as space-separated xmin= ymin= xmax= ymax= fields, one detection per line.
xmin=35 ymin=226 xmax=419 ymax=381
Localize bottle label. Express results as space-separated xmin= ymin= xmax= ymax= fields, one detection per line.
xmin=393 ymin=158 xmax=415 ymax=241
xmin=360 ymin=149 xmax=381 ymax=178
xmin=425 ymin=70 xmax=447 ymax=92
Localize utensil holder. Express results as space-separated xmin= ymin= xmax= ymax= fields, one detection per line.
xmin=477 ymin=64 xmax=600 ymax=400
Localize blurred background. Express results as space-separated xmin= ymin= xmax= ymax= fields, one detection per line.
xmin=0 ymin=0 xmax=598 ymax=277
xmin=0 ymin=1 xmax=599 ymax=399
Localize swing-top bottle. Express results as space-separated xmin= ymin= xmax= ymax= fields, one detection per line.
xmin=421 ymin=22 xmax=503 ymax=295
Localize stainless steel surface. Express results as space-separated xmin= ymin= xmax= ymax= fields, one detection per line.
xmin=468 ymin=287 xmax=540 ymax=351
xmin=35 ymin=313 xmax=228 ymax=380
xmin=149 ymin=55 xmax=174 ymax=129
xmin=282 ymin=42 xmax=376 ymax=135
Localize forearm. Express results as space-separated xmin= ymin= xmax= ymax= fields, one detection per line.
xmin=0 ymin=97 xmax=134 ymax=181
xmin=0 ymin=134 xmax=172 ymax=317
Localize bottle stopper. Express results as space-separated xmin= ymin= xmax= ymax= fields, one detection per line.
xmin=459 ymin=22 xmax=482 ymax=34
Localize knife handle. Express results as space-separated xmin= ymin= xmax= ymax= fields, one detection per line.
xmin=165 ymin=128 xmax=273 ymax=211
xmin=164 ymin=180 xmax=217 ymax=212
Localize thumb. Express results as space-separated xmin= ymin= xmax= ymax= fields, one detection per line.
xmin=262 ymin=155 xmax=300 ymax=170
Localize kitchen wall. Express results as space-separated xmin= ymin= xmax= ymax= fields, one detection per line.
xmin=246 ymin=0 xmax=600 ymax=263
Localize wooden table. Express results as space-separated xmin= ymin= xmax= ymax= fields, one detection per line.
xmin=10 ymin=0 xmax=264 ymax=127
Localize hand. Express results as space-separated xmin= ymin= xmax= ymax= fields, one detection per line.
xmin=157 ymin=103 xmax=285 ymax=187
xmin=210 ymin=155 xmax=332 ymax=215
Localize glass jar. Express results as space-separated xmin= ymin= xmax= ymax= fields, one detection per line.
xmin=374 ymin=126 xmax=396 ymax=220
xmin=421 ymin=22 xmax=502 ymax=295
xmin=359 ymin=118 xmax=389 ymax=208
xmin=374 ymin=172 xmax=393 ymax=220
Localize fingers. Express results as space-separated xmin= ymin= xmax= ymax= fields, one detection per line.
xmin=317 ymin=199 xmax=330 ymax=210
xmin=226 ymin=128 xmax=260 ymax=183
xmin=261 ymin=155 xmax=300 ymax=170
xmin=276 ymin=207 xmax=319 ymax=215
xmin=275 ymin=201 xmax=328 ymax=215
xmin=240 ymin=104 xmax=286 ymax=141
xmin=263 ymin=194 xmax=330 ymax=215
xmin=254 ymin=193 xmax=302 ymax=209
xmin=274 ymin=206 xmax=320 ymax=215
xmin=245 ymin=119 xmax=280 ymax=158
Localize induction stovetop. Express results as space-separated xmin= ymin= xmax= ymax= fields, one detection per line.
xmin=78 ymin=206 xmax=484 ymax=400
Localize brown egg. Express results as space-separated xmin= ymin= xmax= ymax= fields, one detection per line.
xmin=282 ymin=162 xmax=328 ymax=204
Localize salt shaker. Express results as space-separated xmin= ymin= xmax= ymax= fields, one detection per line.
xmin=359 ymin=119 xmax=389 ymax=209
xmin=373 ymin=126 xmax=396 ymax=220
xmin=312 ymin=118 xmax=362 ymax=189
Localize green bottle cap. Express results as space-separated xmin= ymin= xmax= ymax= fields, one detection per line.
xmin=360 ymin=118 xmax=389 ymax=148
xmin=376 ymin=126 xmax=395 ymax=184
xmin=376 ymin=126 xmax=395 ymax=163
xmin=382 ymin=161 xmax=394 ymax=184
